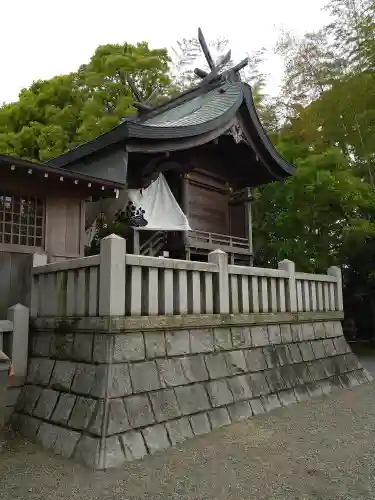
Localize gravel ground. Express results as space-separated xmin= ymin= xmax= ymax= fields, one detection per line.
xmin=2 ymin=382 xmax=375 ymax=500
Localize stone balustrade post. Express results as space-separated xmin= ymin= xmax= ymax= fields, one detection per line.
xmin=208 ymin=249 xmax=229 ymax=314
xmin=99 ymin=234 xmax=126 ymax=316
xmin=278 ymin=259 xmax=297 ymax=313
xmin=327 ymin=266 xmax=344 ymax=311
xmin=7 ymin=304 xmax=29 ymax=380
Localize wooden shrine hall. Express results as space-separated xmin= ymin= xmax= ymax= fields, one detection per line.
xmin=48 ymin=29 xmax=295 ymax=264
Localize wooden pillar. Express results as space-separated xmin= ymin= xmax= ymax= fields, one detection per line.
xmin=133 ymin=229 xmax=140 ymax=255
xmin=245 ymin=187 xmax=254 ymax=266
xmin=181 ymin=174 xmax=190 ymax=259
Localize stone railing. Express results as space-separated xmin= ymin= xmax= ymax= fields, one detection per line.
xmin=24 ymin=234 xmax=351 ymax=469
xmin=31 ymin=234 xmax=343 ymax=318
xmin=31 ymin=255 xmax=100 ymax=318
xmin=228 ymin=262 xmax=343 ymax=315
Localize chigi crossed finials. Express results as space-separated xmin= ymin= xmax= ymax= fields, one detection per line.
xmin=125 ymin=27 xmax=250 ymax=113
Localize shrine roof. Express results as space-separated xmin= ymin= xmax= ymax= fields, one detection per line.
xmin=48 ymin=79 xmax=294 ymax=188
xmin=0 ymin=154 xmax=122 ymax=198
xmin=47 ymin=28 xmax=295 ymax=187
xmin=48 ymin=79 xmax=245 ymax=167
xmin=139 ymin=82 xmax=241 ymax=128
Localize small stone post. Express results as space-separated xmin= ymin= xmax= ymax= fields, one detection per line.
xmin=278 ymin=260 xmax=297 ymax=313
xmin=32 ymin=253 xmax=48 ymax=267
xmin=327 ymin=266 xmax=344 ymax=311
xmin=208 ymin=249 xmax=229 ymax=314
xmin=99 ymin=234 xmax=127 ymax=316
xmin=7 ymin=304 xmax=29 ymax=380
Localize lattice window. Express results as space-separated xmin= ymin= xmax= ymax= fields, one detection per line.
xmin=0 ymin=192 xmax=44 ymax=247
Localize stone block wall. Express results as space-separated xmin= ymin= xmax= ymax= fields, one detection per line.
xmin=12 ymin=319 xmax=371 ymax=468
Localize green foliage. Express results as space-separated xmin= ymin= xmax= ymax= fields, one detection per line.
xmin=0 ymin=42 xmax=172 ymax=161
xmin=284 ymin=71 xmax=375 ymax=185
xmin=253 ymin=147 xmax=375 ymax=272
xmin=76 ymin=42 xmax=172 ymax=144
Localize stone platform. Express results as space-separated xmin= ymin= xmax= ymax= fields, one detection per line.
xmin=12 ymin=318 xmax=371 ymax=469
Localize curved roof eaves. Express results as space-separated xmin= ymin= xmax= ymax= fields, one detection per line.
xmin=241 ymin=83 xmax=295 ymax=179
xmin=126 ymin=87 xmax=243 ymax=140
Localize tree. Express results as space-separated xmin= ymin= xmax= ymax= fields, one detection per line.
xmin=286 ymin=72 xmax=375 ymax=185
xmin=75 ymin=42 xmax=172 ymax=144
xmin=343 ymin=231 xmax=375 ymax=339
xmin=0 ymin=42 xmax=172 ymax=161
xmin=325 ymin=0 xmax=375 ymax=73
xmin=253 ymin=146 xmax=375 ymax=272
xmin=0 ymin=75 xmax=85 ymax=160
xmin=276 ymin=29 xmax=342 ymax=107
xmin=275 ymin=1 xmax=375 ymax=185
xmin=270 ymin=0 xmax=375 ymax=340
xmin=277 ymin=0 xmax=375 ymax=110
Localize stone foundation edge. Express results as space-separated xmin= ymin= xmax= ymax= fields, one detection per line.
xmin=31 ymin=311 xmax=344 ymax=333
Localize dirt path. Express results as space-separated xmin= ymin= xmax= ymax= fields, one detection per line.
xmin=2 ymin=382 xmax=375 ymax=499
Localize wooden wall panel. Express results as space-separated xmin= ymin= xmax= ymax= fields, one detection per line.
xmin=0 ymin=252 xmax=32 ymax=319
xmin=0 ymin=252 xmax=11 ymax=318
xmin=0 ymin=176 xmax=86 ymax=317
xmin=187 ymin=172 xmax=229 ymax=234
xmin=1 ymin=173 xmax=87 ymax=261
xmin=46 ymin=197 xmax=67 ymax=258
xmin=45 ymin=196 xmax=83 ymax=261
xmin=65 ymin=200 xmax=81 ymax=257
xmin=8 ymin=253 xmax=32 ymax=308
xmin=229 ymin=203 xmax=246 ymax=238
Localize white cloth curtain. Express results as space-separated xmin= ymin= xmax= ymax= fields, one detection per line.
xmin=128 ymin=174 xmax=190 ymax=231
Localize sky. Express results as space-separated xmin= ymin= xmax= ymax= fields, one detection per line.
xmin=1 ymin=0 xmax=331 ymax=104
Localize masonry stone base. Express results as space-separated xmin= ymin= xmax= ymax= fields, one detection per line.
xmin=12 ymin=319 xmax=371 ymax=469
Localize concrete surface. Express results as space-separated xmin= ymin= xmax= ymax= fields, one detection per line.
xmin=2 ymin=382 xmax=375 ymax=499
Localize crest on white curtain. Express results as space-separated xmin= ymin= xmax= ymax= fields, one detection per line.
xmin=124 ymin=174 xmax=191 ymax=231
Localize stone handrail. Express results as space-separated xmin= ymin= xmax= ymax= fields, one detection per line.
xmin=30 ymin=234 xmax=343 ymax=318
